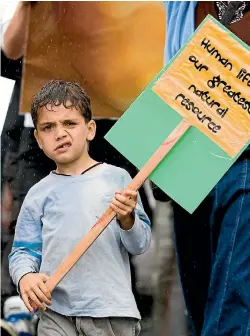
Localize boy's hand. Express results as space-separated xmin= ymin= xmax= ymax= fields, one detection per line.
xmin=110 ymin=189 xmax=138 ymax=230
xmin=19 ymin=273 xmax=52 ymax=312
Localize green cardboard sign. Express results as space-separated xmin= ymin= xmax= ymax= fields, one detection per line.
xmin=105 ymin=16 xmax=250 ymax=213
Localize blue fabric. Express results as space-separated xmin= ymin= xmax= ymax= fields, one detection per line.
xmin=9 ymin=163 xmax=151 ymax=318
xmin=12 ymin=241 xmax=42 ymax=249
xmin=165 ymin=2 xmax=250 ymax=335
xmin=164 ymin=1 xmax=197 ymax=63
xmin=173 ymin=151 xmax=250 ymax=335
xmin=203 ymin=156 xmax=250 ymax=335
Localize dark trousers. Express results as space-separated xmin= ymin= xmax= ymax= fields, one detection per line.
xmin=173 ymin=146 xmax=250 ymax=335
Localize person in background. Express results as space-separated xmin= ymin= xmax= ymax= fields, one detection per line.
xmin=153 ymin=2 xmax=250 ymax=335
xmin=1 ymin=3 xmax=55 ymax=311
xmin=1 ymin=50 xmax=24 ymax=312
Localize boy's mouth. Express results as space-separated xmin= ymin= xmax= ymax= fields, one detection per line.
xmin=55 ymin=142 xmax=72 ymax=151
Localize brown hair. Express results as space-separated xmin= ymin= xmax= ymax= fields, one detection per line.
xmin=31 ymin=80 xmax=92 ymax=128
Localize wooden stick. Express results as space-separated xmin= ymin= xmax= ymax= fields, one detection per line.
xmin=44 ymin=119 xmax=190 ymax=292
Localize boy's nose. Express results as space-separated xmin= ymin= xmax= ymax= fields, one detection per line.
xmin=55 ymin=129 xmax=67 ymax=141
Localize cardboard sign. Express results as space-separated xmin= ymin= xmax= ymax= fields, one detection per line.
xmin=153 ymin=17 xmax=250 ymax=157
xmin=20 ymin=1 xmax=165 ymax=117
xmin=105 ymin=16 xmax=250 ymax=213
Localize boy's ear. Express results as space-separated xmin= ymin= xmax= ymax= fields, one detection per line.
xmin=86 ymin=120 xmax=96 ymax=141
xmin=34 ymin=129 xmax=43 ymax=149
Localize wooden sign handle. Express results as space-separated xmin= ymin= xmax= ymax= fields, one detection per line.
xmin=42 ymin=119 xmax=190 ymax=293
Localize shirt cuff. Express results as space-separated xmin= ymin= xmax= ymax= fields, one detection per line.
xmin=14 ymin=267 xmax=36 ymax=289
xmin=120 ymin=214 xmax=150 ymax=255
xmin=120 ymin=212 xmax=137 ymax=232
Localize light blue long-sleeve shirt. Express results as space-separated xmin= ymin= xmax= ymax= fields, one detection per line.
xmin=9 ymin=163 xmax=151 ymax=318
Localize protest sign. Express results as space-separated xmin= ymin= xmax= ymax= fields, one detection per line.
xmin=105 ymin=15 xmax=250 ymax=213
xmin=153 ymin=17 xmax=250 ymax=157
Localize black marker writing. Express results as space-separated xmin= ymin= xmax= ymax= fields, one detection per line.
xmin=200 ymin=38 xmax=233 ymax=71
xmin=175 ymin=93 xmax=221 ymax=133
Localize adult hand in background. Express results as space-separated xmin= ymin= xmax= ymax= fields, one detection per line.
xmin=2 ymin=1 xmax=38 ymax=60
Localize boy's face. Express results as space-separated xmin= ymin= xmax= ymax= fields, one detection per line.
xmin=34 ymin=103 xmax=96 ymax=165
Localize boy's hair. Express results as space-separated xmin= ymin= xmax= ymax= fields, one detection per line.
xmin=31 ymin=80 xmax=92 ymax=128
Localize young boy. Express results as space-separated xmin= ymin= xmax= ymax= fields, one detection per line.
xmin=9 ymin=80 xmax=151 ymax=336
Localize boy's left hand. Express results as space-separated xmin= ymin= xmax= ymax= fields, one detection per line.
xmin=110 ymin=189 xmax=138 ymax=230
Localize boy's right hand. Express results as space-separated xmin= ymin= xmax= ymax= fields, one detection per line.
xmin=19 ymin=273 xmax=52 ymax=312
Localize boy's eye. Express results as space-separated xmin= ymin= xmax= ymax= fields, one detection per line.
xmin=65 ymin=121 xmax=76 ymax=126
xmin=43 ymin=125 xmax=53 ymax=131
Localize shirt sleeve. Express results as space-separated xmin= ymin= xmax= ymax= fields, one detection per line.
xmin=119 ymin=170 xmax=152 ymax=255
xmin=9 ymin=198 xmax=42 ymax=288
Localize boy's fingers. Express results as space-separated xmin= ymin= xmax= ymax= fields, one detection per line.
xmin=22 ymin=293 xmax=33 ymax=312
xmin=27 ymin=291 xmax=46 ymax=310
xmin=110 ymin=203 xmax=127 ymax=217
xmin=124 ymin=189 xmax=137 ymax=197
xmin=30 ymin=300 xmax=38 ymax=310
xmin=33 ymin=286 xmax=51 ymax=306
xmin=115 ymin=190 xmax=123 ymax=195
xmin=112 ymin=198 xmax=128 ymax=211
xmin=38 ymin=281 xmax=52 ymax=301
xmin=115 ymin=194 xmax=136 ymax=208
xmin=115 ymin=193 xmax=128 ymax=204
xmin=115 ymin=190 xmax=137 ymax=202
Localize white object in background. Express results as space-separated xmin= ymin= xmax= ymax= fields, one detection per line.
xmin=3 ymin=296 xmax=30 ymax=318
xmin=0 ymin=76 xmax=15 ymax=135
xmin=0 ymin=0 xmax=18 ymax=48
xmin=0 ymin=0 xmax=18 ymax=24
xmin=3 ymin=296 xmax=35 ymax=336
xmin=24 ymin=113 xmax=34 ymax=128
